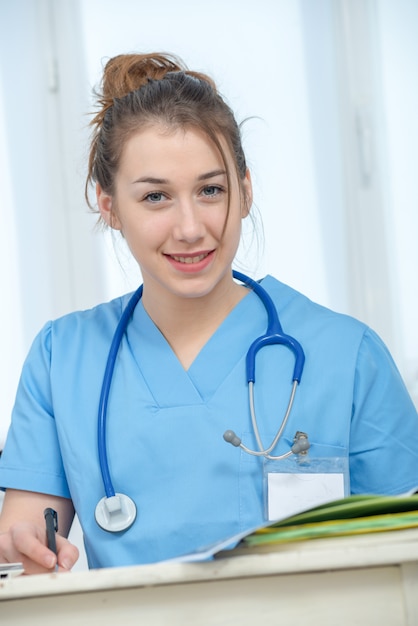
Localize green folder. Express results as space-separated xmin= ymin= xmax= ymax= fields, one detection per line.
xmin=243 ymin=494 xmax=418 ymax=547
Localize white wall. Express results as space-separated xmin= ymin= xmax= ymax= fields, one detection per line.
xmin=377 ymin=0 xmax=418 ymax=401
xmin=0 ymin=70 xmax=25 ymax=448
xmin=0 ymin=0 xmax=105 ymax=447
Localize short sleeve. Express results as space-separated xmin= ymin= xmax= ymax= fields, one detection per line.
xmin=349 ymin=328 xmax=418 ymax=495
xmin=0 ymin=323 xmax=71 ymax=498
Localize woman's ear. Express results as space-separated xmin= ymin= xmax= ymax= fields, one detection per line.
xmin=241 ymin=169 xmax=253 ymax=218
xmin=96 ymin=183 xmax=122 ymax=230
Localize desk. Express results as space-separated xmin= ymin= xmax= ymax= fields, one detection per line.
xmin=1 ymin=529 xmax=418 ymax=625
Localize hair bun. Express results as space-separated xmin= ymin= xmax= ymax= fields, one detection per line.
xmin=101 ymin=52 xmax=186 ymax=100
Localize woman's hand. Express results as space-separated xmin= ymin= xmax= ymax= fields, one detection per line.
xmin=0 ymin=521 xmax=79 ymax=574
xmin=0 ymin=489 xmax=79 ymax=575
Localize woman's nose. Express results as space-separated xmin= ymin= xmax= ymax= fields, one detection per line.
xmin=173 ymin=202 xmax=205 ymax=242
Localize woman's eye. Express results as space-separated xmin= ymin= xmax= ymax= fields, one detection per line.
xmin=202 ymin=185 xmax=223 ymax=197
xmin=145 ymin=192 xmax=165 ymax=203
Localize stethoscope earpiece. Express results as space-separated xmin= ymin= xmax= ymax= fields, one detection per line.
xmin=223 ymin=430 xmax=242 ymax=447
xmin=95 ymin=493 xmax=137 ymax=532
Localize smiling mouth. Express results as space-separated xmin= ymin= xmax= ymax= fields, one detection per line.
xmin=170 ymin=253 xmax=209 ymax=264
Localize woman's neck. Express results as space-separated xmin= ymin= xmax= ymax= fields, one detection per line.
xmin=142 ymin=278 xmax=248 ymax=370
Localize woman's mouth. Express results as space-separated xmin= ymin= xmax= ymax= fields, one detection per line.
xmin=171 ymin=253 xmax=209 ymax=264
xmin=166 ymin=250 xmax=214 ymax=273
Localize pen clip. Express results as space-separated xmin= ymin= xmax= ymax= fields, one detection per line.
xmin=44 ymin=507 xmax=58 ymax=532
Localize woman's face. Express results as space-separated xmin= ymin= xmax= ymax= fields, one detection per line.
xmin=97 ymin=125 xmax=252 ymax=304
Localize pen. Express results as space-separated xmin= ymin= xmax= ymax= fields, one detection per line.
xmin=44 ymin=507 xmax=58 ymax=560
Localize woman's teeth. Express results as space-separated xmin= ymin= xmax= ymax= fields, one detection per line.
xmin=172 ymin=253 xmax=208 ymax=264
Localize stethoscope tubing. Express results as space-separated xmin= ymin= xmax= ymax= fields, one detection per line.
xmin=232 ymin=271 xmax=305 ymax=383
xmin=97 ymin=285 xmax=143 ymax=498
xmin=248 ymin=379 xmax=299 ymax=459
xmin=97 ymin=271 xmax=305 ymax=504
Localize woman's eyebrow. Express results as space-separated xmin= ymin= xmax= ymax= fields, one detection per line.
xmin=197 ymin=169 xmax=227 ymax=181
xmin=132 ymin=176 xmax=168 ymax=185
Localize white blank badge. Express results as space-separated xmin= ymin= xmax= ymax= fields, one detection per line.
xmin=267 ymin=471 xmax=345 ymax=521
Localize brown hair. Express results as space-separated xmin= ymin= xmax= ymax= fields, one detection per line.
xmin=85 ymin=52 xmax=248 ymax=214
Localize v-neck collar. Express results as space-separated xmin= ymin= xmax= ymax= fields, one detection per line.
xmin=125 ymin=281 xmax=270 ymax=407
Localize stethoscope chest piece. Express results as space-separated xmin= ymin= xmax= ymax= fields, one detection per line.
xmin=95 ymin=493 xmax=137 ymax=532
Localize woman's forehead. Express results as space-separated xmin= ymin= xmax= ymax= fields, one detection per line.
xmin=118 ymin=125 xmax=236 ymax=179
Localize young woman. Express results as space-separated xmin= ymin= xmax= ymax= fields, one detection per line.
xmin=1 ymin=53 xmax=417 ymax=574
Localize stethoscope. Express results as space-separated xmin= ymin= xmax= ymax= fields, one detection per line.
xmin=94 ymin=271 xmax=308 ymax=532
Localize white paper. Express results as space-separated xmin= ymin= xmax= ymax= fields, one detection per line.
xmin=0 ymin=563 xmax=24 ymax=579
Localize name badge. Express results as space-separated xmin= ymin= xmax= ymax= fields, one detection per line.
xmin=264 ymin=456 xmax=349 ymax=521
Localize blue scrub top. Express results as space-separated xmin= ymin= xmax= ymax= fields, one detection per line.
xmin=1 ymin=276 xmax=417 ymax=568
